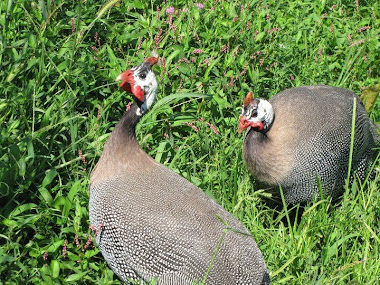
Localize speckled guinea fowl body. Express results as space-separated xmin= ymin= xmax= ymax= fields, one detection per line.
xmin=240 ymin=86 xmax=378 ymax=204
xmin=89 ymin=59 xmax=270 ymax=284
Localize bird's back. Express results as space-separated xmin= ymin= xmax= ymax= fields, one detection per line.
xmin=245 ymin=85 xmax=377 ymax=204
xmin=90 ymin=162 xmax=270 ymax=284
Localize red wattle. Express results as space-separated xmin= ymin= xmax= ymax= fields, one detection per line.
xmin=250 ymin=121 xmax=264 ymax=131
xmin=131 ymin=85 xmax=144 ymax=102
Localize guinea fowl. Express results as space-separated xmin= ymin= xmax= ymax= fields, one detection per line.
xmin=239 ymin=86 xmax=378 ymax=205
xmin=89 ymin=57 xmax=270 ymax=284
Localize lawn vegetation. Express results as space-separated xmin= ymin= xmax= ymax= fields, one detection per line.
xmin=1 ymin=0 xmax=379 ymax=284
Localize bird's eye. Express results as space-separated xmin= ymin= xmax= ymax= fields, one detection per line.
xmin=139 ymin=73 xmax=146 ymax=80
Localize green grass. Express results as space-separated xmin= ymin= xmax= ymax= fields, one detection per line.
xmin=1 ymin=0 xmax=379 ymax=283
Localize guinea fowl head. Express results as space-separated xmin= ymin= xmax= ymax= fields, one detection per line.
xmin=238 ymin=91 xmax=274 ymax=134
xmin=116 ymin=57 xmax=158 ymax=115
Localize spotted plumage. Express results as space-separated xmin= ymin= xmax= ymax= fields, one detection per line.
xmin=239 ymin=85 xmax=378 ymax=204
xmin=89 ymin=58 xmax=270 ymax=284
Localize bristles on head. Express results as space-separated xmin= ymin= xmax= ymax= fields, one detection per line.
xmin=244 ymin=91 xmax=254 ymax=106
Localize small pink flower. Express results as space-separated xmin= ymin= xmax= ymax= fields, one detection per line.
xmin=233 ymin=44 xmax=241 ymax=56
xmin=267 ymin=27 xmax=279 ymax=34
xmin=350 ymin=39 xmax=365 ymax=47
xmin=290 ymin=75 xmax=295 ymax=81
xmin=78 ymin=149 xmax=87 ymax=170
xmin=62 ymin=240 xmax=67 ymax=258
xmin=156 ymin=6 xmax=160 ymax=21
xmin=355 ymin=0 xmax=359 ymax=11
xmin=206 ymin=122 xmax=219 ymax=135
xmin=266 ymin=13 xmax=270 ymax=21
xmin=318 ymin=48 xmax=322 ymax=58
xmin=357 ymin=26 xmax=370 ymax=33
xmin=347 ymin=34 xmax=352 ymax=44
xmin=228 ymin=76 xmax=235 ymax=89
xmin=259 ymin=58 xmax=264 ymax=66
xmin=74 ymin=235 xmax=80 ymax=248
xmin=192 ymin=49 xmax=204 ymax=54
xmin=83 ymin=236 xmax=92 ymax=251
xmin=182 ymin=122 xmax=199 ymax=133
xmin=196 ymin=3 xmax=204 ymax=9
xmin=165 ymin=6 xmax=174 ymax=15
xmin=330 ymin=4 xmax=337 ymax=10
xmin=195 ymin=31 xmax=201 ymax=43
xmin=71 ymin=18 xmax=75 ymax=33
xmin=43 ymin=252 xmax=48 ymax=261
xmin=239 ymin=62 xmax=249 ymax=76
xmin=155 ymin=28 xmax=163 ymax=48
xmin=330 ymin=25 xmax=334 ymax=33
xmin=232 ymin=15 xmax=238 ymax=22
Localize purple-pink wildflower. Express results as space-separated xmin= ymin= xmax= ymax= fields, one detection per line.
xmin=195 ymin=31 xmax=201 ymax=43
xmin=267 ymin=27 xmax=279 ymax=34
xmin=347 ymin=34 xmax=353 ymax=44
xmin=232 ymin=15 xmax=238 ymax=22
xmin=220 ymin=43 xmax=229 ymax=53
xmin=155 ymin=28 xmax=162 ymax=48
xmin=43 ymin=252 xmax=48 ymax=261
xmin=196 ymin=3 xmax=204 ymax=9
xmin=192 ymin=49 xmax=204 ymax=54
xmin=290 ymin=75 xmax=295 ymax=81
xmin=266 ymin=13 xmax=270 ymax=22
xmin=83 ymin=235 xmax=92 ymax=251
xmin=156 ymin=6 xmax=160 ymax=21
xmin=228 ymin=76 xmax=235 ymax=89
xmin=200 ymin=58 xmax=211 ymax=67
xmin=182 ymin=122 xmax=199 ymax=133
xmin=350 ymin=39 xmax=365 ymax=47
xmin=330 ymin=4 xmax=337 ymax=10
xmin=206 ymin=122 xmax=219 ymax=135
xmin=165 ymin=6 xmax=174 ymax=15
xmin=62 ymin=240 xmax=67 ymax=258
xmin=177 ymin=78 xmax=184 ymax=91
xmin=357 ymin=26 xmax=370 ymax=33
xmin=71 ymin=18 xmax=75 ymax=33
xmin=74 ymin=235 xmax=80 ymax=248
xmin=178 ymin=58 xmax=189 ymax=63
xmin=239 ymin=62 xmax=249 ymax=76
xmin=78 ymin=149 xmax=87 ymax=170
xmin=233 ymin=44 xmax=241 ymax=56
